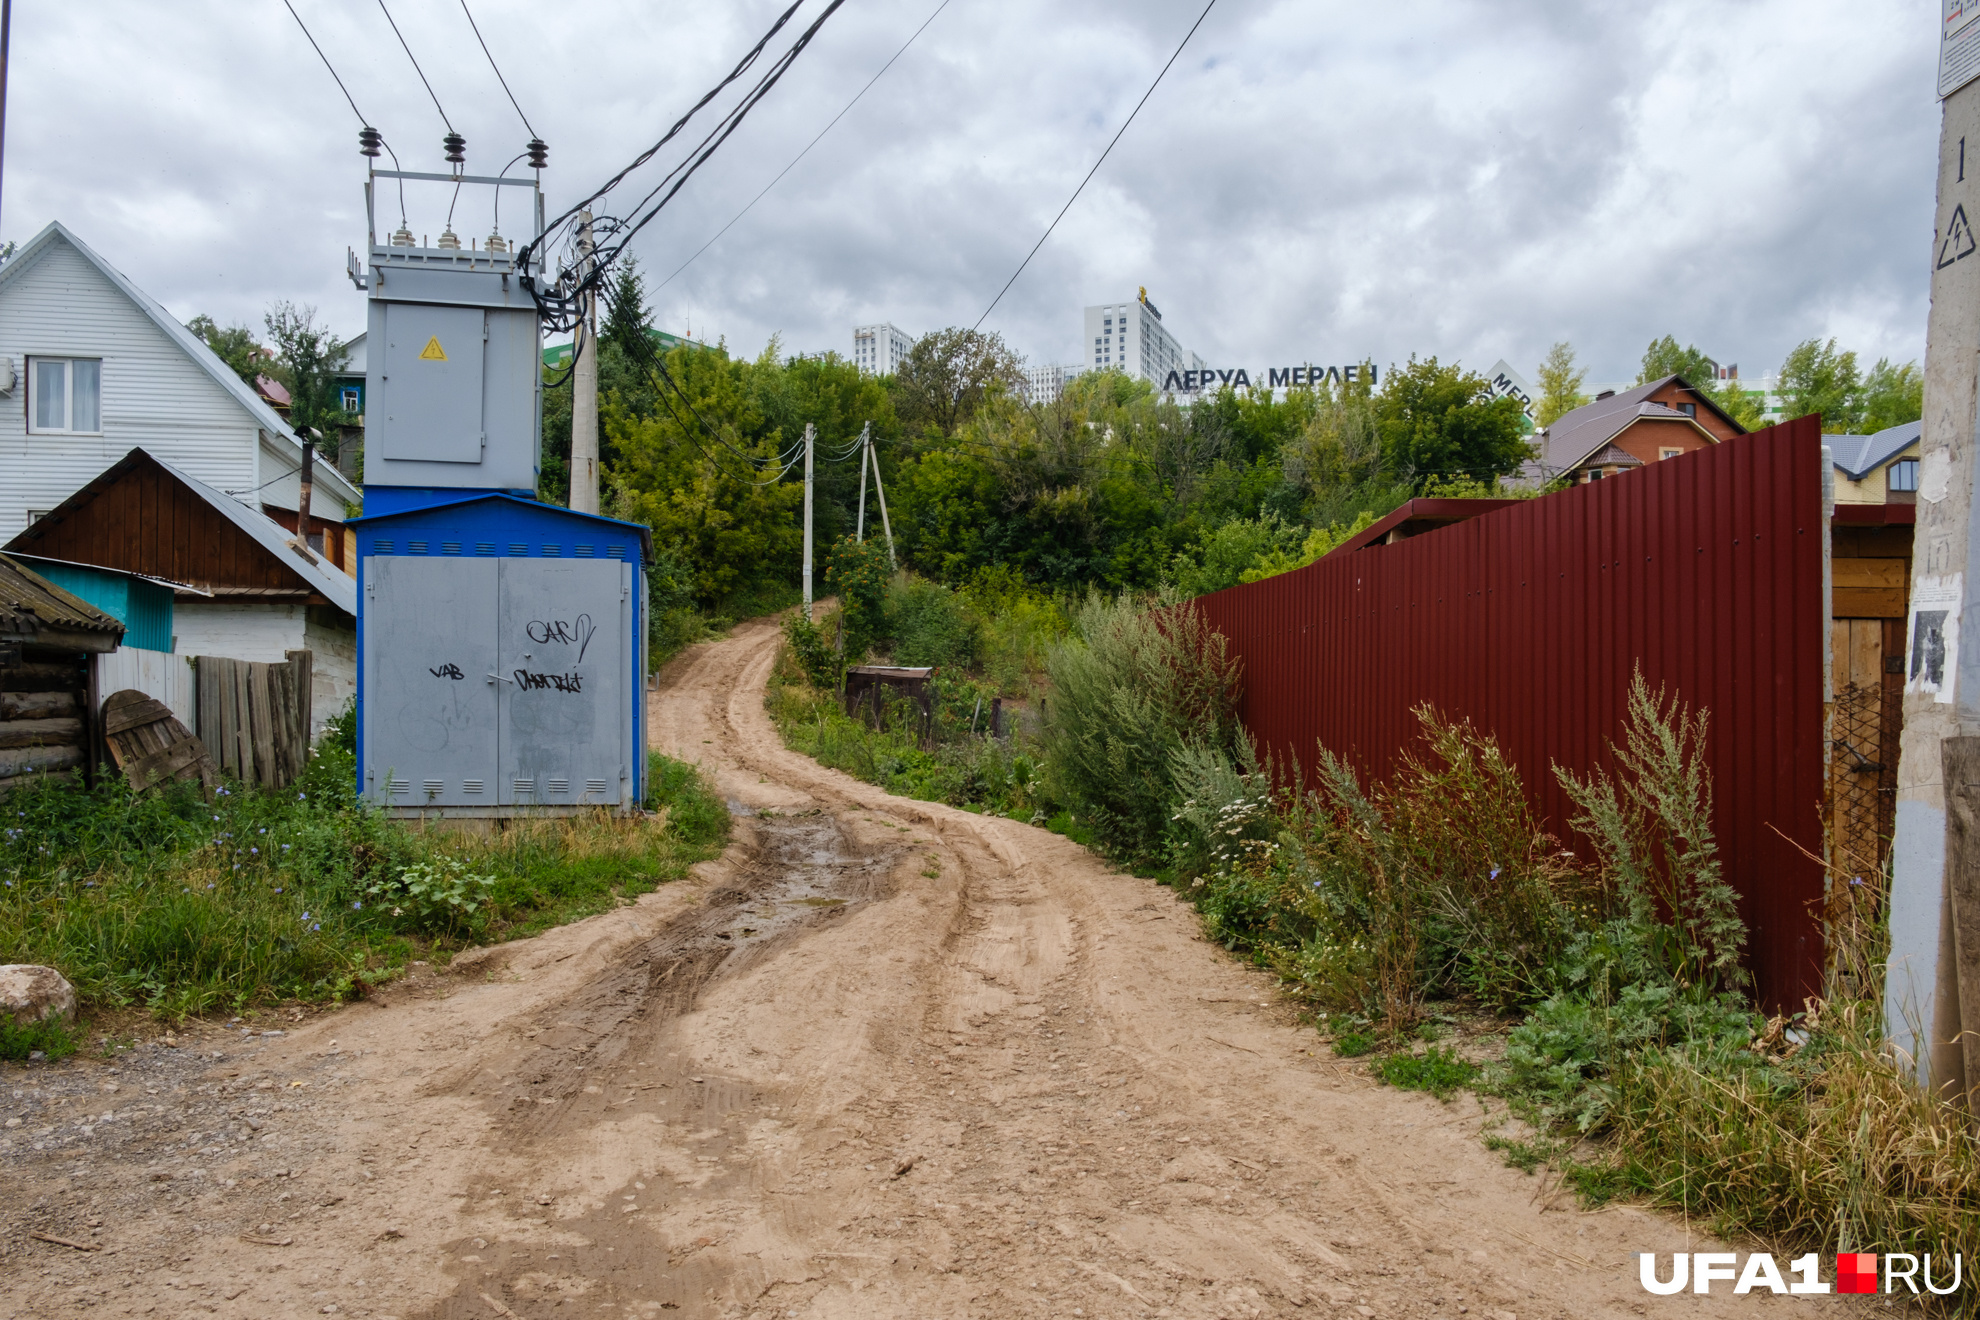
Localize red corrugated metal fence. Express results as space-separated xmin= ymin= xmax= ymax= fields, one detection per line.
xmin=1192 ymin=417 xmax=1827 ymax=1009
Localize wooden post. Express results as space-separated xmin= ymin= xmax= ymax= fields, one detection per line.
xmin=1940 ymin=738 xmax=1980 ymax=1110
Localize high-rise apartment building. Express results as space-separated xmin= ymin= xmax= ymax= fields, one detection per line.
xmin=853 ymin=323 xmax=915 ymax=377
xmin=1023 ymin=362 xmax=1087 ymax=405
xmin=1085 ymin=288 xmax=1201 ymax=388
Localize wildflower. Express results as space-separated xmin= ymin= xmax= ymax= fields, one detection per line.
xmin=311 ymin=922 xmax=320 ymax=932
xmin=302 ymin=911 xmax=311 ymax=920
xmin=251 ymin=847 xmax=259 ymax=855
xmin=283 ymin=844 xmax=291 ymax=851
xmin=1490 ymin=868 xmax=1501 ymax=880
xmin=273 ymin=887 xmax=282 ymax=894
xmin=352 ymin=901 xmax=362 ymax=910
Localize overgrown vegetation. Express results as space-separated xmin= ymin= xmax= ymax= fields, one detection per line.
xmin=1019 ymin=604 xmax=1979 ymax=1270
xmin=767 ymin=565 xmax=1068 ymax=818
xmin=0 ymin=707 xmax=728 ymax=1022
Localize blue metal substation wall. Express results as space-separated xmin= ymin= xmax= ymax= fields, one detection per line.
xmin=351 ymin=493 xmax=653 ymax=813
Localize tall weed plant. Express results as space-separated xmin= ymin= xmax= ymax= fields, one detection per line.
xmin=1041 ymin=591 xmax=1244 ymax=867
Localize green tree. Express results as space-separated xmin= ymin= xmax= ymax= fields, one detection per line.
xmin=602 ymin=255 xmax=652 ymax=358
xmin=1374 ymin=357 xmax=1532 ymax=484
xmin=1637 ymin=335 xmax=1719 ymax=387
xmin=187 ymin=314 xmax=268 ymax=387
xmin=1534 ymin=341 xmax=1590 ymax=426
xmin=1777 ymin=337 xmax=1863 ymax=432
xmin=262 ymin=302 xmax=349 ymax=439
xmin=891 ymin=328 xmax=1024 ymax=435
xmin=1859 ymin=357 xmax=1923 ymax=433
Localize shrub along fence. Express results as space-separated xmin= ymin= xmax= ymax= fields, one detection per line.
xmin=1192 ymin=417 xmax=1827 ymax=1011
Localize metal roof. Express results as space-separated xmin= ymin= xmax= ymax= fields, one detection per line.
xmin=0 ymin=553 xmax=126 ymax=641
xmin=0 ymin=221 xmax=360 ymax=506
xmin=1828 ymin=420 xmax=1922 ymax=479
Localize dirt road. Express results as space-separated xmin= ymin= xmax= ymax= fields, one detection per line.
xmin=2 ymin=619 xmax=1779 ymax=1320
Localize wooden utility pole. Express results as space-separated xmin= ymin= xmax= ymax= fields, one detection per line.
xmin=570 ymin=210 xmax=600 ymax=514
xmin=802 ymin=422 xmax=815 ymax=620
xmin=1886 ymin=18 xmax=1980 ymax=1100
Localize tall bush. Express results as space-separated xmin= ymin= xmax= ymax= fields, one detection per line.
xmin=1042 ymin=592 xmax=1243 ymax=866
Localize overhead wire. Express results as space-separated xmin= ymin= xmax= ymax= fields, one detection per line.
xmin=280 ymin=0 xmax=408 ymax=221
xmin=459 ymin=0 xmax=538 ymax=139
xmin=377 ymin=0 xmax=456 ymax=134
xmin=655 ymin=0 xmax=956 ymax=293
xmin=519 ymin=0 xmax=849 ymax=333
xmin=974 ymin=0 xmax=1219 ymax=329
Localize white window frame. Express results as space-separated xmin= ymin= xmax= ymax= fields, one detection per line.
xmin=1889 ymin=457 xmax=1921 ymax=492
xmin=1660 ymin=447 xmax=1683 ymax=461
xmin=26 ymin=355 xmax=104 ymax=435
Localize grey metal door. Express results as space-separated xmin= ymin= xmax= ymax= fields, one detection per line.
xmin=376 ymin=303 xmax=486 ymax=463
xmin=362 ymin=556 xmax=500 ymax=806
xmin=496 ymin=559 xmax=627 ymax=806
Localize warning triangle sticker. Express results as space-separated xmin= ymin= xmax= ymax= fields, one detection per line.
xmin=1939 ymin=203 xmax=1976 ymax=269
xmin=419 ymin=336 xmax=448 ymax=361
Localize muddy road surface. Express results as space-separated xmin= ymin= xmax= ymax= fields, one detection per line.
xmin=0 ymin=618 xmax=1777 ymax=1320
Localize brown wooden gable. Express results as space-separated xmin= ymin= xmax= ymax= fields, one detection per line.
xmin=5 ymin=450 xmax=320 ymax=600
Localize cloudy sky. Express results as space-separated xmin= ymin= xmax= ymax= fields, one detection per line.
xmin=5 ymin=0 xmax=1942 ymax=387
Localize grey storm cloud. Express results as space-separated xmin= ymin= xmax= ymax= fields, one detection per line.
xmin=1 ymin=0 xmax=1941 ymax=386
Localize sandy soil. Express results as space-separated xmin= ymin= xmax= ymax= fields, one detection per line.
xmin=0 ymin=618 xmax=1818 ymax=1320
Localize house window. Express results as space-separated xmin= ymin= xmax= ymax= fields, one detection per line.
xmin=1889 ymin=458 xmax=1920 ymax=492
xmin=1660 ymin=447 xmax=1683 ymax=460
xmin=26 ymin=509 xmax=50 ymax=524
xmin=1678 ymin=402 xmax=1697 ymax=418
xmin=27 ymin=357 xmax=102 ymax=434
xmin=341 ymin=386 xmax=362 ymax=413
xmin=1586 ymin=469 xmax=1603 ymax=482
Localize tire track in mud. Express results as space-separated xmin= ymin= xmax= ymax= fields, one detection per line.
xmin=478 ymin=807 xmax=903 ymax=1145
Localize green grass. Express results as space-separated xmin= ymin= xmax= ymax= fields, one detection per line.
xmin=1376 ymin=1044 xmax=1478 ymax=1099
xmin=1330 ymin=1030 xmax=1376 ymax=1058
xmin=0 ymin=714 xmax=728 ymax=1021
xmin=0 ymin=1015 xmax=81 ymax=1061
xmin=1483 ymin=1134 xmax=1551 ymax=1174
xmin=766 ymin=653 xmax=1047 ymax=820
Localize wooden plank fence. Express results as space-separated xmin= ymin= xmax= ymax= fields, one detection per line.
xmin=194 ymin=650 xmax=313 ymax=789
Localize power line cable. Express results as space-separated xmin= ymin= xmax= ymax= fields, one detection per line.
xmin=655 ymin=0 xmax=955 ymax=292
xmin=283 ymin=0 xmax=370 ymax=129
xmin=281 ymin=0 xmax=407 ymax=220
xmin=520 ymin=0 xmax=848 ymax=333
xmin=377 ymin=0 xmax=455 ymax=134
xmin=974 ymin=0 xmax=1218 ymax=329
xmin=459 ymin=0 xmax=538 ymax=140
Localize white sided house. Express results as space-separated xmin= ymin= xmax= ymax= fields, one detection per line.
xmin=0 ymin=220 xmax=359 ymax=545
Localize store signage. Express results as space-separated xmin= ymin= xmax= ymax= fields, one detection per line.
xmin=1162 ymin=364 xmax=1378 ymax=393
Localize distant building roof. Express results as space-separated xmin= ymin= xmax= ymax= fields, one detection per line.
xmin=0 ymin=553 xmax=125 ymax=650
xmin=1829 ymin=420 xmax=1921 ymax=479
xmin=542 ymin=327 xmax=707 ymax=368
xmin=256 ymin=375 xmax=292 ymax=407
xmin=1528 ymin=375 xmax=1735 ymax=479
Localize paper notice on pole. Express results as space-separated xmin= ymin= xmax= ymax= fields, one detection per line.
xmin=1907 ymin=574 xmax=1963 ymax=703
xmin=1942 ymin=0 xmax=1980 ymax=98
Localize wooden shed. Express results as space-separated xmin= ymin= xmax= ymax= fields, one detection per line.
xmin=0 ymin=554 xmax=125 ymax=791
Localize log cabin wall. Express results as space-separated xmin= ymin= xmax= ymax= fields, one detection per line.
xmin=0 ymin=651 xmax=91 ymax=792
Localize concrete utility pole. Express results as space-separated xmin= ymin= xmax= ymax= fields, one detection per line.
xmin=570 ymin=210 xmax=600 ymax=514
xmin=802 ymin=422 xmax=815 ymax=621
xmin=869 ymin=429 xmax=896 ymax=570
xmin=1886 ymin=19 xmax=1980 ymax=1101
xmin=855 ymin=421 xmax=871 ymax=542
